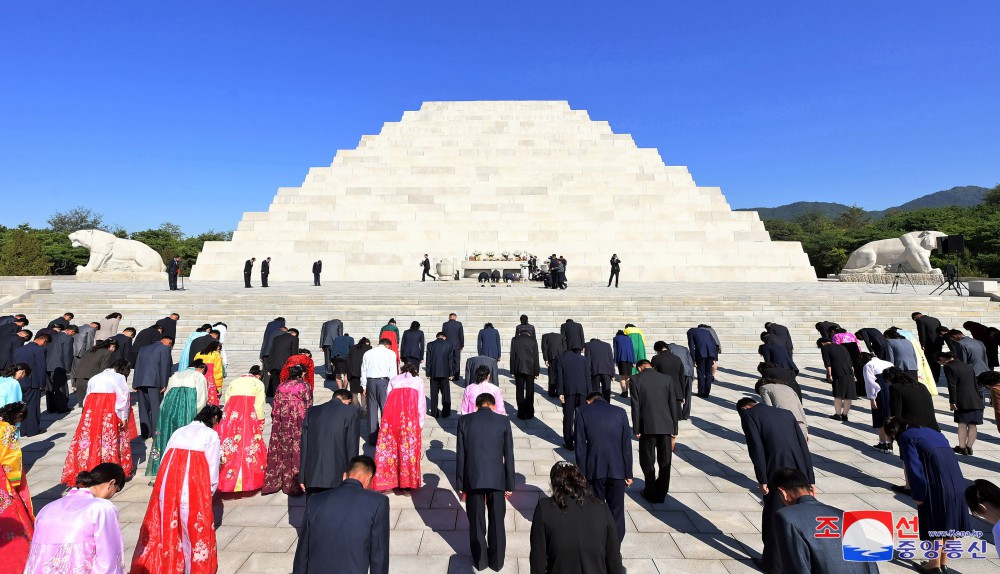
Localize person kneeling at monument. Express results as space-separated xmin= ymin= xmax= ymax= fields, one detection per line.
xmin=478 ymin=271 xmax=490 ymax=284
xmin=490 ymin=270 xmax=501 ymax=283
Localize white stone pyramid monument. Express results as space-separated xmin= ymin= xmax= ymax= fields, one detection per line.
xmin=190 ymin=101 xmax=816 ymax=282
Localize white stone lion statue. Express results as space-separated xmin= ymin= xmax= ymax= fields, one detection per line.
xmin=840 ymin=230 xmax=946 ymax=275
xmin=69 ymin=229 xmax=166 ymax=273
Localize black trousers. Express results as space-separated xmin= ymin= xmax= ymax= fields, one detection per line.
xmin=466 ymin=489 xmax=506 ymax=571
xmin=680 ymin=376 xmax=693 ymax=420
xmin=638 ymin=434 xmax=672 ymax=502
xmin=244 ymin=272 xmax=252 ymax=288
xmin=136 ymin=386 xmax=162 ymax=439
xmin=695 ymin=357 xmax=715 ymax=397
xmin=422 ymin=269 xmax=436 ymax=281
xmin=761 ymin=487 xmax=782 ymax=571
xmin=261 ymin=272 xmax=269 ymax=287
xmin=46 ymin=369 xmax=70 ymax=413
xmin=430 ymin=377 xmax=451 ymax=417
xmin=562 ymin=393 xmax=584 ymax=448
xmin=591 ymin=374 xmax=612 ymax=402
xmin=21 ymin=387 xmax=43 ymax=436
xmin=608 ymin=269 xmax=619 ymax=287
xmin=168 ymin=273 xmax=178 ymax=290
xmin=546 ymin=359 xmax=559 ymax=397
xmin=322 ymin=347 xmax=333 ymax=379
xmin=313 ymin=272 xmax=321 ymax=286
xmin=591 ymin=477 xmax=627 ymax=542
xmin=73 ymin=377 xmax=90 ymax=408
xmin=514 ymin=374 xmax=535 ymax=419
xmin=266 ymin=368 xmax=282 ymax=398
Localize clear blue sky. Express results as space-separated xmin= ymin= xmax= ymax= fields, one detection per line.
xmin=2 ymin=2 xmax=998 ymax=234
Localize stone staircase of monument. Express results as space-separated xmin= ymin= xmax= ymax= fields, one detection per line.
xmin=6 ymin=284 xmax=995 ymax=368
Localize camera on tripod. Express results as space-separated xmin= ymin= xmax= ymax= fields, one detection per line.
xmin=930 ymin=234 xmax=967 ymax=296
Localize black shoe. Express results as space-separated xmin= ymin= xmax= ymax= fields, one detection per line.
xmin=966 ymin=447 xmax=973 ymax=455
xmin=621 ymin=390 xmax=629 ymax=398
xmin=953 ymin=446 xmax=966 ymax=455
xmin=752 ymin=557 xmax=766 ymax=571
xmin=872 ymin=442 xmax=890 ymax=452
xmin=842 ymin=415 xmax=849 ymax=422
xmin=890 ymin=484 xmax=912 ymax=495
xmin=829 ymin=414 xmax=842 ymax=420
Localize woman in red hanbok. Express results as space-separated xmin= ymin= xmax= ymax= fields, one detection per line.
xmin=0 ymin=402 xmax=34 ymax=573
xmin=280 ymin=349 xmax=316 ymax=392
xmin=61 ymin=361 xmax=133 ymax=486
xmin=131 ymin=405 xmax=222 ymax=574
xmin=379 ymin=329 xmax=401 ymax=365
xmin=262 ymin=365 xmax=312 ymax=496
xmin=217 ymin=366 xmax=267 ymax=493
xmin=373 ymin=363 xmax=426 ymax=492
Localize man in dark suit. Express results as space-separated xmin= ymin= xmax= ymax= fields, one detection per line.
xmin=651 ymin=341 xmax=686 ymax=400
xmin=758 ymin=333 xmax=799 ymax=373
xmin=0 ymin=315 xmax=28 ymax=339
xmin=187 ymin=329 xmax=219 ymax=367
xmin=425 ymin=332 xmax=454 ymax=418
xmin=556 ymin=348 xmax=590 ymax=449
xmin=575 ymin=392 xmax=632 ymax=541
xmin=457 ymin=393 xmax=515 ymax=572
xmin=630 ymin=360 xmax=680 ymax=502
xmin=13 ymin=333 xmax=50 ymax=436
xmin=737 ymin=397 xmax=814 ymax=573
xmin=514 ymin=314 xmax=535 ymax=338
xmin=133 ymin=336 xmax=174 ymax=439
xmin=1 ymin=329 xmax=31 ymax=370
xmin=686 ymin=326 xmax=719 ymax=398
xmin=912 ymin=311 xmax=941 ymax=351
xmin=940 ymin=353 xmax=984 ymax=455
xmin=45 ymin=325 xmax=74 ymax=413
xmin=267 ymin=328 xmax=300 ymax=397
xmin=155 ymin=313 xmax=179 ymax=341
xmin=771 ymin=468 xmax=879 ymax=574
xmin=167 ymin=255 xmax=181 ymax=290
xmin=244 ymin=257 xmax=255 ymax=288
xmin=477 ymin=323 xmax=501 ymax=360
xmin=758 ymin=362 xmax=803 ymax=401
xmin=111 ymin=328 xmax=134 ymax=365
xmin=319 ymin=318 xmax=344 ymax=379
xmin=541 ymin=332 xmax=566 ymax=397
xmin=420 ymin=254 xmax=436 ymax=281
xmin=129 ymin=324 xmax=163 ymax=367
xmin=814 ymin=321 xmax=841 ymax=341
xmin=400 ymin=322 xmax=424 ymax=369
xmin=584 ymin=338 xmax=615 ymax=402
xmin=299 ymin=389 xmax=360 ymax=494
xmin=48 ymin=312 xmax=73 ymax=330
xmin=312 ymin=259 xmax=322 ymax=286
xmin=261 ymin=257 xmax=271 ymax=287
xmin=764 ymin=322 xmax=793 ymax=356
xmin=509 ymin=331 xmax=540 ymax=419
xmin=442 ymin=313 xmax=464 ymax=379
xmin=293 ymin=455 xmax=389 ymax=574
xmin=560 ymin=319 xmax=585 ymax=352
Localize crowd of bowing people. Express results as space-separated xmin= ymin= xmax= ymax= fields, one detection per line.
xmin=0 ymin=308 xmax=999 ymax=573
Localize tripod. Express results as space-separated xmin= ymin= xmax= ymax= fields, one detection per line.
xmin=929 ymin=262 xmax=967 ymax=296
xmin=890 ymin=263 xmax=916 ymax=294
xmin=177 ymin=261 xmax=188 ymax=291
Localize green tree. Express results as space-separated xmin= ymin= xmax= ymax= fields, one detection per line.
xmin=984 ymin=183 xmax=1000 ymax=207
xmin=46 ymin=206 xmax=106 ymax=234
xmin=833 ymin=206 xmax=869 ymax=229
xmin=0 ymin=229 xmax=52 ymax=275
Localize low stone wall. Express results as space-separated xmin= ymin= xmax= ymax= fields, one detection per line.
xmin=75 ymin=272 xmax=166 ymax=283
xmin=838 ymin=273 xmax=943 ymax=285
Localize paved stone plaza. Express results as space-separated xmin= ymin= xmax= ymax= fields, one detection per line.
xmin=6 ymin=279 xmax=999 ymax=573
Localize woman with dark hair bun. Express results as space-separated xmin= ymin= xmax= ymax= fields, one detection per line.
xmin=0 ymin=401 xmax=33 ymax=571
xmin=263 ymin=364 xmax=311 ymax=496
xmin=94 ymin=312 xmax=123 ymax=341
xmin=372 ymin=361 xmax=426 ymax=492
xmin=0 ymin=362 xmax=30 ymax=408
xmin=25 ymin=463 xmax=126 ymax=573
xmin=965 ymin=479 xmax=1000 ymax=558
xmin=193 ymin=340 xmax=225 ymax=396
xmin=132 ymin=405 xmax=222 ymax=574
xmin=280 ymin=347 xmax=316 ymax=392
xmin=347 ymin=337 xmax=373 ymax=410
xmin=529 ymin=462 xmax=623 ymax=574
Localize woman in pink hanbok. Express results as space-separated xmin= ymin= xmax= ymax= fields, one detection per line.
xmin=217 ymin=366 xmax=267 ymax=493
xmin=461 ymin=365 xmax=506 ymax=415
xmin=24 ymin=463 xmax=127 ymax=574
xmin=373 ymin=362 xmax=426 ymax=492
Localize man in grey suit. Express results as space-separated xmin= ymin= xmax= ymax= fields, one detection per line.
xmin=293 ymin=455 xmax=389 ymax=574
xmin=319 ymin=318 xmax=344 ymax=379
xmin=948 ymin=329 xmax=990 ymax=376
xmin=630 ymin=360 xmax=680 ymax=503
xmin=771 ymin=467 xmax=879 ymax=573
xmin=299 ymin=389 xmax=360 ymax=495
xmin=666 ymin=341 xmax=695 ymax=420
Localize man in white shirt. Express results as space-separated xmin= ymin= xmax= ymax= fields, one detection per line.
xmin=361 ymin=338 xmax=398 ymax=442
xmin=862 ymin=352 xmax=896 ymax=452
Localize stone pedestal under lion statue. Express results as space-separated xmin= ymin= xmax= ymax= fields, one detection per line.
xmin=838 ymin=230 xmax=946 ymax=284
xmin=69 ymin=229 xmax=167 ymax=283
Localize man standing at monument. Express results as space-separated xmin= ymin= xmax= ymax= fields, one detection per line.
xmin=608 ymin=254 xmax=621 ymax=288
xmin=312 ymin=260 xmax=322 ymax=286
xmin=420 ymin=254 xmax=436 ymax=281
xmin=261 ymin=257 xmax=271 ymax=288
xmin=509 ymin=330 xmax=540 ymax=420
xmin=457 ymin=393 xmax=515 ymax=572
xmin=687 ymin=325 xmax=719 ymax=398
xmin=244 ymin=257 xmax=255 ymax=288
xmin=442 ymin=313 xmax=464 ymax=380
xmin=167 ymin=255 xmax=181 ymax=291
